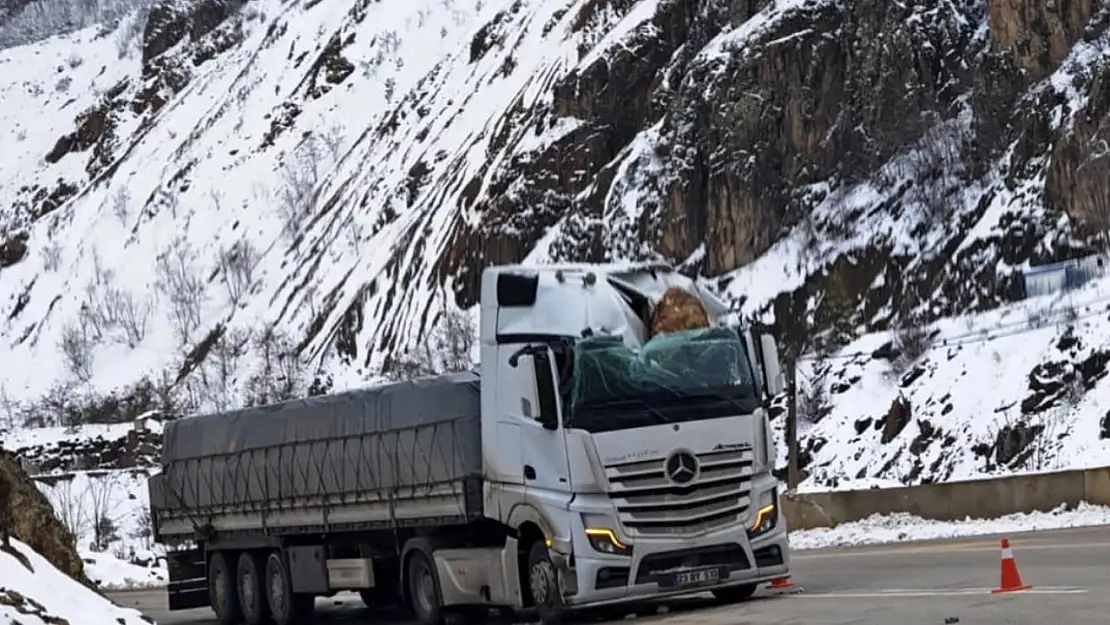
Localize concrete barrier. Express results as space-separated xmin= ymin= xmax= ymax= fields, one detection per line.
xmin=783 ymin=466 xmax=1110 ymax=530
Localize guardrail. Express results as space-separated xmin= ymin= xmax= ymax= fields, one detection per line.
xmin=782 ymin=466 xmax=1110 ymax=530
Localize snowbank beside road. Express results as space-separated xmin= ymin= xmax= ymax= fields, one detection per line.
xmin=791 ymin=502 xmax=1110 ymax=549
xmin=82 ymin=549 xmax=167 ymax=589
xmin=0 ymin=539 xmax=150 ymax=625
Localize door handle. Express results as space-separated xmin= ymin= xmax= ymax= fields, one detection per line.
xmin=524 ymin=465 xmax=537 ymax=480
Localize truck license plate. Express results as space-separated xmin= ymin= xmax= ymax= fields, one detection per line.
xmin=673 ymin=567 xmax=720 ymax=587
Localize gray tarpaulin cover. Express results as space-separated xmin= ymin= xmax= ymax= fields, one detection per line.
xmin=159 ymin=371 xmax=482 ymax=514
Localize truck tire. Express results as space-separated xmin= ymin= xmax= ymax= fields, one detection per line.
xmin=264 ymin=551 xmax=314 ymax=625
xmin=236 ymin=552 xmax=270 ymax=624
xmin=407 ymin=550 xmax=444 ymax=625
xmin=359 ymin=579 xmax=402 ymax=609
xmin=711 ymin=584 xmax=757 ymax=603
xmin=526 ymin=541 xmax=567 ymax=625
xmin=208 ymin=552 xmax=242 ymax=625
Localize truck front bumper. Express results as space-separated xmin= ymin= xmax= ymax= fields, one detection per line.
xmin=560 ymin=520 xmax=790 ymax=608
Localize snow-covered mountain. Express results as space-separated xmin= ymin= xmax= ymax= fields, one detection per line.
xmin=1 ymin=0 xmax=1110 ymax=491
xmin=779 ymin=272 xmax=1110 ymax=488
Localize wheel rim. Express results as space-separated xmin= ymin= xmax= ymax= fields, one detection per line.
xmin=529 ymin=560 xmax=555 ymax=606
xmin=240 ymin=566 xmax=254 ymax=611
xmin=415 ymin=565 xmax=436 ymax=614
xmin=213 ymin=567 xmax=226 ymax=609
xmin=269 ymin=566 xmax=286 ymax=615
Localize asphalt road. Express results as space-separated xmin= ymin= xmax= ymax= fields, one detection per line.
xmin=109 ymin=525 xmax=1110 ymax=624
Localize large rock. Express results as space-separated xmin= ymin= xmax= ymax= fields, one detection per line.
xmin=650 ymin=287 xmax=710 ymax=336
xmin=0 ymin=450 xmax=87 ymax=585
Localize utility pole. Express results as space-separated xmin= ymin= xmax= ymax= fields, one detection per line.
xmin=785 ymin=354 xmax=800 ymax=491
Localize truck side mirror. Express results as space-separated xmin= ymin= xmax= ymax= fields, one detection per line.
xmin=758 ymin=333 xmax=785 ymax=396
xmin=531 ymin=349 xmax=560 ymax=431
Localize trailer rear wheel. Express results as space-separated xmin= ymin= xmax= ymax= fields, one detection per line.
xmin=236 ymin=552 xmax=270 ymax=624
xmin=208 ymin=552 xmax=242 ymax=625
xmin=407 ymin=551 xmax=444 ymax=625
xmin=264 ymin=551 xmax=315 ymax=625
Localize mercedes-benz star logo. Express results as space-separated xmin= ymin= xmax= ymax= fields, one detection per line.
xmin=665 ymin=451 xmax=699 ymax=485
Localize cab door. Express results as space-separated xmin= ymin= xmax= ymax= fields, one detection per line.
xmin=499 ymin=345 xmax=572 ymax=499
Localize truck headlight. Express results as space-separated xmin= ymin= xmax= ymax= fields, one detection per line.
xmin=584 ymin=528 xmax=632 ymax=556
xmin=580 ymin=515 xmax=633 ymax=556
xmin=748 ymin=488 xmax=778 ymax=537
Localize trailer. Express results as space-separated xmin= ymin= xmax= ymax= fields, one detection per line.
xmin=149 ymin=262 xmax=791 ymax=625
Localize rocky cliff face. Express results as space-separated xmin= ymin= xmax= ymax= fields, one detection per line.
xmin=468 ymin=0 xmax=1110 ymax=356
xmin=0 ymin=0 xmax=1108 ymax=477
xmin=0 ymin=450 xmax=87 ymax=584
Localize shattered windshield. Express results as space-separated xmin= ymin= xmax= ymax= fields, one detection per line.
xmin=568 ymin=327 xmax=758 ymax=429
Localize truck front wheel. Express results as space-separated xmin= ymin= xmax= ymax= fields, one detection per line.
xmin=407 ymin=551 xmax=444 ymax=625
xmin=264 ymin=552 xmax=314 ymax=625
xmin=526 ymin=541 xmax=567 ymax=625
xmin=208 ymin=552 xmax=242 ymax=625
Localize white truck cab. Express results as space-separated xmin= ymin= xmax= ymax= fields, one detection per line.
xmin=476 ymin=262 xmax=790 ymax=621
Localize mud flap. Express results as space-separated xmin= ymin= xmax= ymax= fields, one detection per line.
xmin=167 ymin=548 xmax=210 ymax=610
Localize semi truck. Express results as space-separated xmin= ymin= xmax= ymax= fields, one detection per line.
xmin=148 ymin=262 xmax=791 ymax=625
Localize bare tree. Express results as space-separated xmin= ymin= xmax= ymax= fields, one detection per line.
xmin=277 ymin=139 xmax=323 ymax=239
xmin=1026 ymin=305 xmax=1052 ymax=329
xmin=129 ymin=505 xmax=153 ymax=549
xmin=110 ymin=186 xmax=130 ymax=226
xmin=156 ymin=238 xmax=208 ymax=345
xmin=794 ymin=206 xmax=821 ymax=272
xmin=87 ymin=474 xmax=121 ymax=552
xmin=0 ymin=0 xmax=154 ymax=49
xmin=388 ymin=350 xmax=438 ymax=381
xmin=797 ymin=370 xmax=831 ymax=425
xmin=114 ymin=6 xmax=148 ymax=58
xmin=115 ymin=290 xmax=154 ymax=346
xmin=0 ymin=386 xmax=16 ymax=430
xmin=344 ymin=216 xmax=367 ymax=251
xmin=196 ymin=327 xmax=252 ymax=411
xmin=79 ymin=252 xmax=154 ymax=348
xmin=389 ymin=303 xmax=476 ymax=380
xmin=83 ymin=284 xmax=154 ymax=347
xmin=1061 ymin=299 xmax=1081 ymax=329
xmin=45 ymin=478 xmax=92 ymax=544
xmin=244 ymin=326 xmax=304 ymax=406
xmin=42 ymin=238 xmax=62 ymax=271
xmin=59 ymin=319 xmax=94 ymax=383
xmin=217 ymin=239 xmax=260 ymax=306
xmin=431 ymin=306 xmax=476 ymax=372
xmin=896 ymin=122 xmax=966 ymax=223
xmin=887 ymin=317 xmax=933 ymax=380
xmin=319 ymin=124 xmax=346 ymax=163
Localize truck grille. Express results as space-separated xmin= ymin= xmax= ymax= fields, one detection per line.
xmin=604 ymin=449 xmax=753 ymax=535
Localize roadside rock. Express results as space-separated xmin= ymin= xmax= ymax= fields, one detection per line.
xmin=0 ymin=450 xmax=87 ymax=585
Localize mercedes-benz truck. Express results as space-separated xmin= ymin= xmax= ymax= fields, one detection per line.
xmin=148 ymin=262 xmax=791 ymax=625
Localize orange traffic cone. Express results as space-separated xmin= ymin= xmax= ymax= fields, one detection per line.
xmin=991 ymin=538 xmax=1031 ymax=593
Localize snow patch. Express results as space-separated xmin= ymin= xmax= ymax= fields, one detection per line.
xmin=0 ymin=538 xmax=149 ymax=625
xmin=791 ymin=502 xmax=1110 ymax=550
